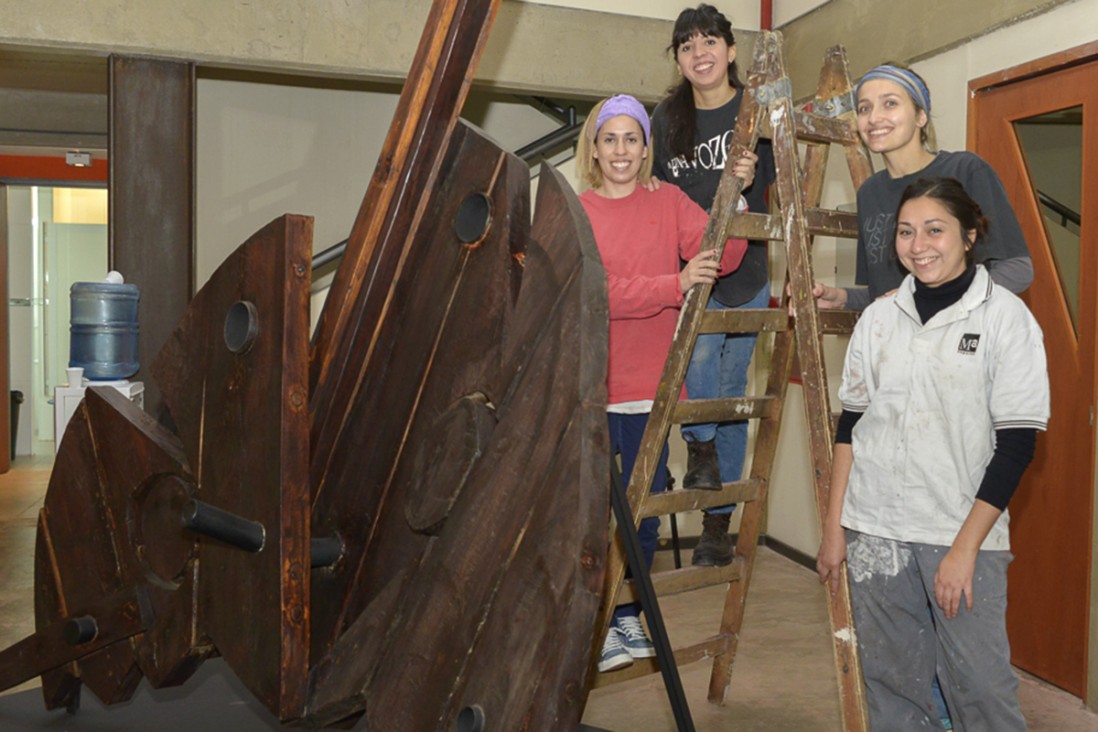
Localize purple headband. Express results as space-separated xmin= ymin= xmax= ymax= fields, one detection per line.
xmin=857 ymin=65 xmax=932 ymax=115
xmin=594 ymin=94 xmax=651 ymax=145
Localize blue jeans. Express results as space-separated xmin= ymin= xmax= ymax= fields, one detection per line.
xmin=608 ymin=412 xmax=668 ymax=621
xmin=681 ymin=285 xmax=769 ymax=514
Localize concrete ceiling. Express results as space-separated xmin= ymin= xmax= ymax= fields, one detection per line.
xmin=0 ymin=0 xmax=675 ymax=159
xmin=0 ymin=0 xmax=1074 ymax=159
xmin=0 ymin=45 xmax=108 ymax=155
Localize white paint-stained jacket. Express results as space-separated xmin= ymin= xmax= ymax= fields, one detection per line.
xmin=838 ymin=266 xmax=1049 ymax=551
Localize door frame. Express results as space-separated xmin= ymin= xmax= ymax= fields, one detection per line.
xmin=969 ymin=41 xmax=1098 ymax=705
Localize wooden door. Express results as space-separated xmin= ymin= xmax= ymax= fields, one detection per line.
xmin=969 ymin=44 xmax=1098 ymax=697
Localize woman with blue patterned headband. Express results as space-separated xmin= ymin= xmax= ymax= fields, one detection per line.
xmin=811 ymin=62 xmax=1032 ymax=311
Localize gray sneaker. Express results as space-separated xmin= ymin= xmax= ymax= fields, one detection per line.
xmin=598 ymin=627 xmax=633 ymax=672
xmin=615 ymin=615 xmax=656 ymax=659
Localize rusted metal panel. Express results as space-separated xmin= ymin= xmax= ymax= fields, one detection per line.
xmin=109 ymin=56 xmax=195 ymax=422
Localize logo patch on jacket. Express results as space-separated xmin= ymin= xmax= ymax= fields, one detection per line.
xmin=958 ymin=333 xmax=980 ymax=355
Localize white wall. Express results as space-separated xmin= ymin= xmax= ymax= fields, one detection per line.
xmin=196 ymin=78 xmax=577 ymax=335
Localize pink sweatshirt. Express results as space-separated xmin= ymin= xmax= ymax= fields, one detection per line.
xmin=579 ymin=183 xmax=747 ymax=405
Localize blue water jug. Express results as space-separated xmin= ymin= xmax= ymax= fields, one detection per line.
xmin=69 ymin=280 xmax=140 ymax=380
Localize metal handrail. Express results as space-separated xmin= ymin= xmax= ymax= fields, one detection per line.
xmin=311 ymin=97 xmax=587 ymax=275
xmin=1038 ymin=189 xmax=1080 ymax=228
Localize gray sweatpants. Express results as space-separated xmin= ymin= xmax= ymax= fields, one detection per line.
xmin=845 ymin=531 xmax=1026 ymax=732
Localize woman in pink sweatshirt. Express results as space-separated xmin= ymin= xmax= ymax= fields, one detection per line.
xmin=576 ymin=94 xmax=747 ymax=673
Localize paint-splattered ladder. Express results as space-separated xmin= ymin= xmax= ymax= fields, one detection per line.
xmin=590 ymin=31 xmax=874 ymax=732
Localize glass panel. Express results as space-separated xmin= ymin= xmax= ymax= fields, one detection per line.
xmin=1014 ymin=106 xmax=1082 ymax=331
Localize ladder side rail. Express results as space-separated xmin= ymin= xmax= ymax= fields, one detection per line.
xmin=777 ymin=43 xmax=872 ymax=732
xmin=707 ymin=35 xmax=853 ymax=705
xmin=706 ymin=290 xmax=798 ymax=702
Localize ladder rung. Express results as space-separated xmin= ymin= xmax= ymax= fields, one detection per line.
xmin=806 ymin=207 xmax=858 ymax=238
xmin=723 ymin=212 xmax=784 ymax=241
xmin=591 ymin=633 xmax=732 ymax=688
xmin=795 ymin=111 xmax=860 ymax=145
xmin=818 ymin=310 xmax=859 ymax=334
xmin=620 ymin=562 xmax=743 ymax=603
xmin=672 ymin=396 xmax=778 ymax=425
xmin=699 ymin=308 xmax=787 ymax=335
xmin=640 ymin=479 xmax=764 ymax=518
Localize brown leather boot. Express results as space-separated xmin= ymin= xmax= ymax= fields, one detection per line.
xmin=683 ymin=439 xmax=721 ymax=490
xmin=692 ymin=512 xmax=734 ymax=567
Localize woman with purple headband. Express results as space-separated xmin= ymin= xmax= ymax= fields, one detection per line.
xmin=811 ymin=63 xmax=1032 ymax=311
xmin=575 ymin=94 xmax=748 ymax=673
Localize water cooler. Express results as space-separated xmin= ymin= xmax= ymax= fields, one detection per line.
xmin=54 ymin=273 xmax=144 ymax=451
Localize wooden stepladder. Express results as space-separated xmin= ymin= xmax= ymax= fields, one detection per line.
xmin=591 ymin=32 xmax=874 ymax=731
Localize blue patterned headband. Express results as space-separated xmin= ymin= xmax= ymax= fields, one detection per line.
xmin=594 ymin=95 xmax=651 ymax=145
xmin=857 ymin=65 xmax=932 ymax=115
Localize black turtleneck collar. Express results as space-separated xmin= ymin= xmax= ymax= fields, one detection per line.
xmin=913 ymin=264 xmax=977 ymax=324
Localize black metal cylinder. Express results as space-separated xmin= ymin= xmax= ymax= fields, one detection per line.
xmin=455 ymin=705 xmax=485 ymax=732
xmin=63 ymin=615 xmax=99 ymax=646
xmin=181 ymin=499 xmax=265 ymax=552
xmin=310 ymin=536 xmax=343 ymax=568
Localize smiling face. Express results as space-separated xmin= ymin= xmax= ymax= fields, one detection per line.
xmin=593 ymin=114 xmax=648 ymax=198
xmin=895 ymin=195 xmax=975 ymax=287
xmin=856 ymin=78 xmax=927 ymax=158
xmin=675 ymin=32 xmax=735 ymax=95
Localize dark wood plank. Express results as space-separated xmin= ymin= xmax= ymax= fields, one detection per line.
xmin=0 ymin=587 xmax=150 ymax=692
xmin=109 ymin=56 xmax=195 ymax=421
xmin=152 ymin=214 xmax=313 ymax=720
xmin=306 ymin=138 xmax=609 ymax=731
xmin=308 ymin=0 xmax=502 ymax=479
xmin=27 ymin=387 xmax=196 ymax=709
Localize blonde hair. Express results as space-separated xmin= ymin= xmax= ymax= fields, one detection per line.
xmin=575 ymin=98 xmax=655 ymax=191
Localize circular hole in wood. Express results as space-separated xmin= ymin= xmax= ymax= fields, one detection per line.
xmin=224 ymin=300 xmax=258 ymax=354
xmin=454 ymin=192 xmax=492 ymax=247
xmin=455 ymin=705 xmax=485 ymax=732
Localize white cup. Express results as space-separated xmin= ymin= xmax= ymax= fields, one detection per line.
xmin=66 ymin=367 xmax=84 ymax=387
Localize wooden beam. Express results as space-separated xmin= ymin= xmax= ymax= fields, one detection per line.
xmin=109 ymin=56 xmax=195 ymax=421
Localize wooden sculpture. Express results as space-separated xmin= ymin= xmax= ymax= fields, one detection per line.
xmin=0 ymin=0 xmax=611 ymax=729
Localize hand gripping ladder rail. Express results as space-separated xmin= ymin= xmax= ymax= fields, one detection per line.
xmin=589 ymin=32 xmax=875 ymax=732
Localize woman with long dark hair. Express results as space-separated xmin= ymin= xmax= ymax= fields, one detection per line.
xmin=650 ymin=4 xmax=774 ymax=568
